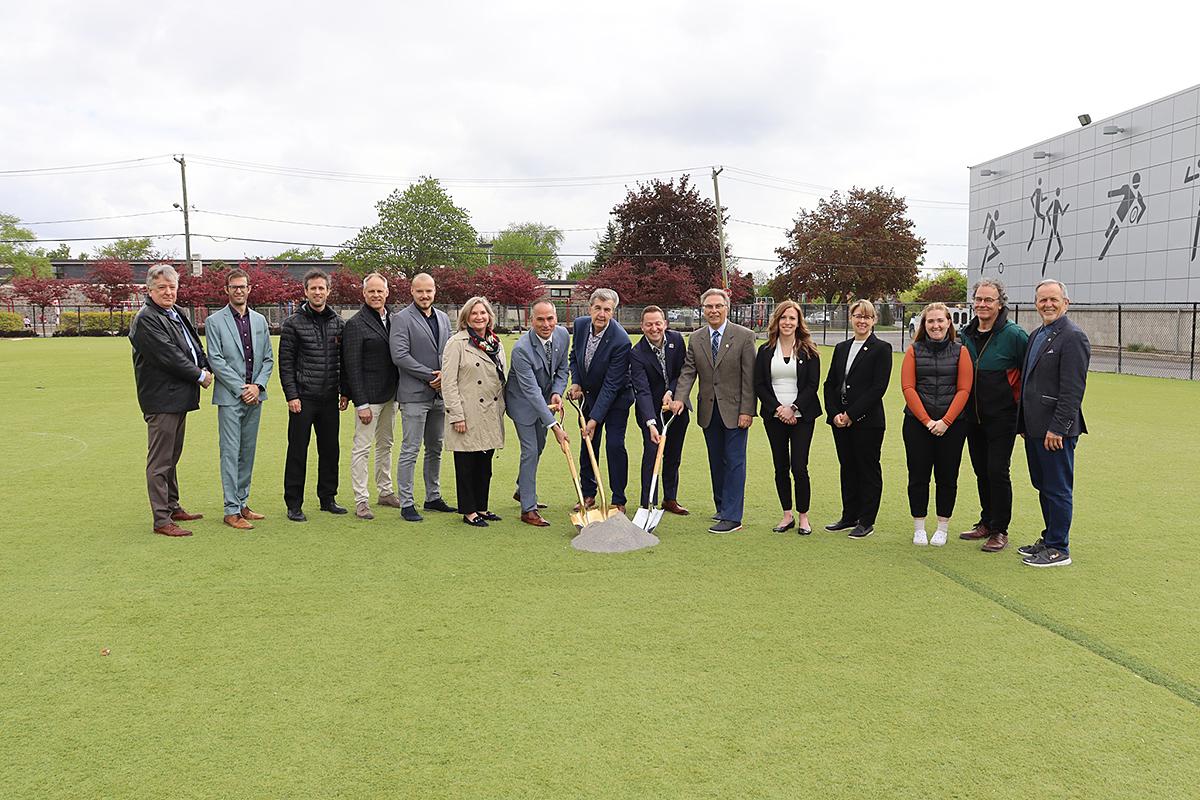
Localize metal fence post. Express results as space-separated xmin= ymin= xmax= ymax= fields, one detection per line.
xmin=1191 ymin=303 xmax=1197 ymax=381
xmin=1117 ymin=304 xmax=1123 ymax=374
xmin=823 ymin=305 xmax=828 ymax=344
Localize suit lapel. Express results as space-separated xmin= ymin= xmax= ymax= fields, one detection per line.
xmin=1028 ymin=327 xmax=1059 ymax=374
xmin=410 ymin=304 xmax=436 ymax=347
xmin=845 ymin=334 xmax=874 ymax=379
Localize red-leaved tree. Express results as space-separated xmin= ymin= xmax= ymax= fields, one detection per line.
xmin=427 ymin=265 xmax=475 ymax=304
xmin=477 ymin=261 xmax=544 ymax=306
xmin=13 ymin=276 xmax=74 ymax=335
xmin=327 ymin=268 xmax=363 ymax=306
xmin=177 ymin=266 xmax=229 ymax=308
xmin=80 ymin=259 xmax=136 ymax=311
xmin=241 ymin=262 xmax=301 ymax=306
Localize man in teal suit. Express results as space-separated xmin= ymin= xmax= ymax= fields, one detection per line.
xmin=205 ymin=268 xmax=274 ymax=530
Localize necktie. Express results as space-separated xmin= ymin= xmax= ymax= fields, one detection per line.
xmin=544 ymin=339 xmax=553 ymax=369
xmin=653 ymin=344 xmax=666 ymax=375
xmin=711 ymin=329 xmax=721 ymax=363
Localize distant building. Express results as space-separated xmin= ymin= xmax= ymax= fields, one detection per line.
xmin=970 ymin=83 xmax=1200 ymax=303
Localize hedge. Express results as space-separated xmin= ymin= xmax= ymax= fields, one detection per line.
xmin=57 ymin=311 xmax=136 ymax=335
xmin=0 ymin=311 xmax=25 ymax=332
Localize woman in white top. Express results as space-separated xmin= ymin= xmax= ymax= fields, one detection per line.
xmin=753 ymin=300 xmax=822 ymax=534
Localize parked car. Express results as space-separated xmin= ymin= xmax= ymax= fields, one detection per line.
xmin=908 ymin=305 xmax=973 ymax=337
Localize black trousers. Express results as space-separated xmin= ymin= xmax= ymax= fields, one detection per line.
xmin=763 ymin=417 xmax=814 ymax=513
xmin=454 ymin=450 xmax=494 ymax=516
xmin=902 ymin=415 xmax=968 ymax=519
xmin=831 ymin=424 xmax=885 ymax=526
xmin=639 ymin=409 xmax=688 ymax=507
xmin=284 ymin=395 xmax=340 ymax=511
xmin=965 ymin=411 xmax=1018 ymax=533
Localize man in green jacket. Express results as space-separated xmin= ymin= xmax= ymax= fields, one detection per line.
xmin=958 ymin=278 xmax=1029 ymax=552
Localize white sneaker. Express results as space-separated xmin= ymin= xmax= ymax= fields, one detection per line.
xmin=913 ymin=529 xmax=928 ymax=546
xmin=930 ymin=529 xmax=948 ymax=547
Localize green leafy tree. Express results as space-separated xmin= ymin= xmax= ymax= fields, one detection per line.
xmin=92 ymin=237 xmax=168 ymax=261
xmin=566 ymin=260 xmax=593 ymax=281
xmin=337 ymin=177 xmax=484 ymax=275
xmin=275 ymin=246 xmax=325 ymax=261
xmin=0 ymin=213 xmax=52 ymax=277
xmin=772 ymin=187 xmax=924 ymax=303
xmin=902 ymin=265 xmax=967 ymax=303
xmin=590 ymin=219 xmax=619 ymax=271
xmin=489 ymin=223 xmax=563 ymax=278
xmin=46 ymin=243 xmax=72 ymax=260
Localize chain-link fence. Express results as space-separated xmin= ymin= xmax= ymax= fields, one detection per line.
xmin=9 ymin=300 xmax=1200 ymax=381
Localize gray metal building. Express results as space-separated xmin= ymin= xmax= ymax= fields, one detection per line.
xmin=969 ymin=84 xmax=1200 ymax=303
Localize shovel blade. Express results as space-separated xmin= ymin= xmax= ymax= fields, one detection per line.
xmin=631 ymin=507 xmax=652 ymax=529
xmin=645 ymin=508 xmax=665 ymax=533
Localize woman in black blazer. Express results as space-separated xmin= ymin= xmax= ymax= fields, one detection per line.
xmin=822 ymin=299 xmax=893 ymax=539
xmin=754 ymin=300 xmax=822 ymax=535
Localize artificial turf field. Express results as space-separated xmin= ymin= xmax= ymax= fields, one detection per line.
xmin=1 ymin=336 xmax=1198 ymax=799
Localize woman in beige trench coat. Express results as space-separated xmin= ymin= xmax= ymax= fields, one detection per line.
xmin=442 ymin=296 xmax=507 ymax=527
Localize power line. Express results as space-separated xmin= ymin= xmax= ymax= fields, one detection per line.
xmin=23 ymin=210 xmax=176 ymax=225
xmin=0 ymin=155 xmax=171 ymax=177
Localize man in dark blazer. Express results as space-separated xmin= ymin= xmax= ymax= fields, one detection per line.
xmin=669 ymin=288 xmax=757 ymax=533
xmin=630 ymin=305 xmax=689 ymax=514
xmin=1017 ymin=279 xmax=1090 ymax=568
xmin=505 ymin=299 xmax=570 ymax=526
xmin=129 ymin=263 xmax=212 ymax=537
xmin=390 ymin=272 xmax=456 ymax=521
xmin=342 ymin=273 xmax=400 ymax=520
xmin=567 ymin=288 xmax=634 ymax=511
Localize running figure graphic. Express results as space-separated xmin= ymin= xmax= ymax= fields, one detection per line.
xmin=1185 ymin=159 xmax=1200 ymax=262
xmin=1027 ymin=178 xmax=1047 ymax=251
xmin=980 ymin=209 xmax=1006 ymax=273
xmin=1098 ymin=172 xmax=1147 ymax=261
xmin=1041 ymin=188 xmax=1070 ymax=276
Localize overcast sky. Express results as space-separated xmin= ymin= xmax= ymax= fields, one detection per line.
xmin=2 ymin=0 xmax=1195 ymax=280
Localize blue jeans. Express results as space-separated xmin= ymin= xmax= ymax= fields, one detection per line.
xmin=1024 ymin=435 xmax=1077 ymax=554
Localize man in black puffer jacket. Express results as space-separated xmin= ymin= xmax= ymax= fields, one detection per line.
xmin=958 ymin=278 xmax=1029 ymax=552
xmin=279 ymin=269 xmax=349 ymax=521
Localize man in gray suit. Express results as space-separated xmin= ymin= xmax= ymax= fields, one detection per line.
xmin=390 ymin=272 xmax=456 ymax=522
xmin=505 ymin=299 xmax=570 ymax=527
xmin=205 ymin=268 xmax=274 ymax=530
xmin=669 ymin=288 xmax=756 ymax=533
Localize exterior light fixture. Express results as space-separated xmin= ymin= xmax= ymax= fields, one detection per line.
xmin=1078 ymin=114 xmax=1091 ymax=126
xmin=1033 ymin=151 xmax=1050 ymax=159
xmin=979 ymin=169 xmax=998 ymax=177
xmin=1102 ymin=125 xmax=1126 ymax=135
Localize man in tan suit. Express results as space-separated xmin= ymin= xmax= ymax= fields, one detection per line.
xmin=669 ymin=288 xmax=756 ymax=533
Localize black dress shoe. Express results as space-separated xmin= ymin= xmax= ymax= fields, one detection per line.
xmin=401 ymin=506 xmax=423 ymax=522
xmin=772 ymin=519 xmax=796 ymax=533
xmin=798 ymin=527 xmax=812 ymax=536
xmin=319 ymin=501 xmax=348 ymax=515
xmin=423 ymin=498 xmax=457 ymax=513
xmin=708 ymin=520 xmax=743 ymax=533
xmin=287 ymin=508 xmax=307 ymax=522
xmin=481 ymin=511 xmax=502 ymax=522
xmin=463 ymin=515 xmax=489 ymax=527
xmin=512 ymin=490 xmax=547 ymax=509
xmin=824 ymin=519 xmax=856 ymax=532
xmin=848 ymin=524 xmax=874 ymax=539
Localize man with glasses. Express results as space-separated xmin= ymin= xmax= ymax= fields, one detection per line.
xmin=670 ymin=288 xmax=756 ymax=533
xmin=129 ymin=264 xmax=213 ymax=537
xmin=958 ymin=278 xmax=1028 ymax=552
xmin=205 ymin=268 xmax=274 ymax=530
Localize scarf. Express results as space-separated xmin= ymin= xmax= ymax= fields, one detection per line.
xmin=468 ymin=327 xmax=505 ymax=385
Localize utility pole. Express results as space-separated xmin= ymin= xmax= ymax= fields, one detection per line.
xmin=711 ymin=165 xmax=729 ymax=289
xmin=173 ymin=154 xmax=193 ymax=268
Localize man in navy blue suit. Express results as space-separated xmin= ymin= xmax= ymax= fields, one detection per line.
xmin=629 ymin=305 xmax=690 ymax=514
xmin=567 ymin=288 xmax=634 ymax=512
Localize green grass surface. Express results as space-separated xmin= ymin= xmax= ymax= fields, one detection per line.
xmin=1 ymin=337 xmax=1198 ymax=799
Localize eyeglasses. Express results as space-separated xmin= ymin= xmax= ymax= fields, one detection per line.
xmin=851 ymin=314 xmax=875 ymax=320
xmin=227 ymin=284 xmax=250 ymax=291
xmin=973 ymin=296 xmax=998 ymax=305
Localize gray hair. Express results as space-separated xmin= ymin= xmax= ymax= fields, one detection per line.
xmin=1035 ymin=278 xmax=1069 ymax=301
xmin=971 ymin=277 xmax=1008 ymax=308
xmin=700 ymin=288 xmax=730 ymax=306
xmin=588 ymin=288 xmax=619 ymax=308
xmin=146 ymin=264 xmax=179 ymax=287
xmin=362 ymin=272 xmax=388 ymax=290
xmin=456 ymin=295 xmax=497 ymax=330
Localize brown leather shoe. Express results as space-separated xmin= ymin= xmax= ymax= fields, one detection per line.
xmin=572 ymin=496 xmax=596 ymax=513
xmin=521 ymin=510 xmax=551 ymax=527
xmin=171 ymin=508 xmax=203 ymax=522
xmin=240 ymin=506 xmax=265 ymax=521
xmin=513 ymin=490 xmax=547 ymax=509
xmin=377 ymin=493 xmax=403 ymax=509
xmin=959 ymin=522 xmax=990 ymax=540
xmin=224 ymin=514 xmax=254 ymax=530
xmin=612 ymin=504 xmax=626 ymax=514
xmin=153 ymin=523 xmax=192 ymax=537
xmin=981 ymin=532 xmax=1009 ymax=552
xmin=663 ymin=499 xmax=690 ymax=515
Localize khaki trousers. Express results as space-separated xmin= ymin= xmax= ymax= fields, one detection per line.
xmin=351 ymin=401 xmax=397 ymax=504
